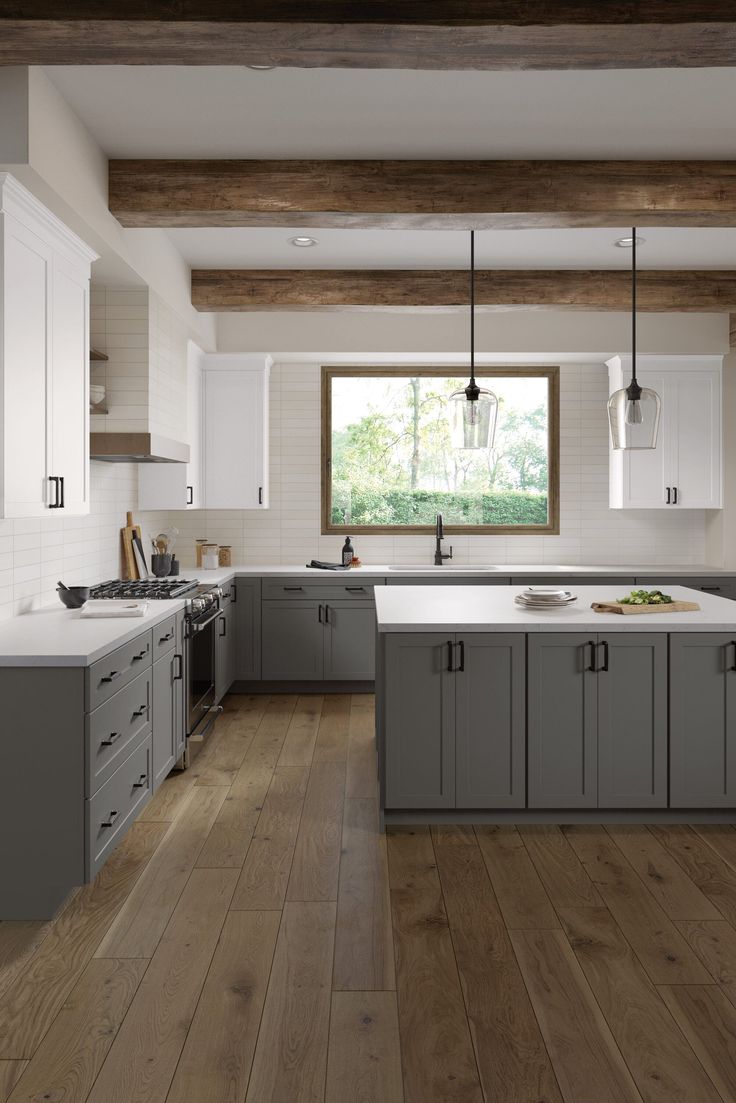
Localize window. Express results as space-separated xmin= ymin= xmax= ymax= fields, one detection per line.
xmin=322 ymin=367 xmax=559 ymax=534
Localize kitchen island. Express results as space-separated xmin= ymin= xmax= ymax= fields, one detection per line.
xmin=375 ymin=585 xmax=736 ymax=824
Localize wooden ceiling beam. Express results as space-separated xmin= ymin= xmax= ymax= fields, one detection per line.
xmin=191 ymin=268 xmax=736 ymax=312
xmin=109 ymin=160 xmax=736 ymax=230
xmin=2 ymin=3 xmax=736 ymax=68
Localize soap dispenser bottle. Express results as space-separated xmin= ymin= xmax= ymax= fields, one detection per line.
xmin=342 ymin=537 xmax=354 ymax=568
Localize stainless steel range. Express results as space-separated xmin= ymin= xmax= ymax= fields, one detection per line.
xmin=90 ymin=578 xmax=223 ymax=747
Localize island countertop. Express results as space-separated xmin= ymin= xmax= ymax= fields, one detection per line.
xmin=374 ymin=584 xmax=736 ymax=633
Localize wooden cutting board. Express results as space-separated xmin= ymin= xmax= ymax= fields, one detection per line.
xmin=121 ymin=511 xmax=142 ymax=580
xmin=592 ymin=600 xmax=700 ymax=615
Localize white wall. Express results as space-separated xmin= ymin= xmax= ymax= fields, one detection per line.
xmin=142 ymin=357 xmax=707 ymax=569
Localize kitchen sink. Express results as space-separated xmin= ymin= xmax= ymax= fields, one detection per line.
xmin=386 ymin=564 xmax=502 ymax=571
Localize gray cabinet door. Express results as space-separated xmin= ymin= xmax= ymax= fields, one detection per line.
xmin=597 ymin=634 xmax=667 ymax=808
xmin=455 ymin=633 xmax=525 ymax=809
xmin=152 ymin=653 xmax=176 ymax=791
xmin=233 ymin=578 xmax=262 ymax=681
xmin=528 ymin=633 xmax=598 ymax=808
xmin=670 ymin=634 xmax=736 ymax=807
xmin=173 ymin=611 xmax=185 ymax=762
xmin=262 ymin=600 xmax=325 ymax=680
xmin=323 ymin=600 xmax=376 ymax=680
xmin=384 ymin=634 xmax=455 ymax=809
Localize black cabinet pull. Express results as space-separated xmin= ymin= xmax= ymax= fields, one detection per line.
xmin=101 ymin=810 xmax=119 ymax=829
xmin=158 ymin=631 xmax=174 ymax=643
xmin=132 ymin=773 xmax=148 ymax=789
xmin=346 ymin=586 xmax=366 ymax=593
xmin=100 ymin=670 xmax=121 ymax=684
xmin=702 ymin=586 xmax=722 ymax=592
xmin=232 ymin=584 xmax=237 ymax=603
xmin=284 ymin=586 xmax=304 ymax=592
xmin=173 ymin=653 xmax=183 ymax=681
xmin=318 ymin=604 xmax=324 ymax=623
xmin=586 ymin=640 xmax=596 ymax=672
xmin=599 ymin=640 xmax=609 ymax=672
xmin=666 ymin=486 xmax=671 ymax=504
xmin=186 ymin=485 xmax=193 ymax=505
xmin=325 ymin=604 xmax=330 ymax=624
xmin=132 ymin=704 xmax=147 ymax=718
xmin=100 ymin=731 xmax=121 ymax=747
xmin=48 ymin=476 xmax=61 ymax=509
xmin=457 ymin=640 xmax=465 ymax=672
xmin=727 ymin=641 xmax=736 ymax=672
xmin=132 ymin=649 xmax=148 ymax=661
xmin=673 ymin=486 xmax=678 ymax=505
xmin=258 ymin=486 xmax=263 ymax=505
xmin=59 ymin=476 xmax=65 ymax=508
xmin=219 ymin=616 xmax=227 ymax=637
xmin=447 ymin=640 xmax=454 ymax=672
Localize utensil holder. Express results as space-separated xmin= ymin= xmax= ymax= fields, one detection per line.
xmin=151 ymin=553 xmax=172 ymax=578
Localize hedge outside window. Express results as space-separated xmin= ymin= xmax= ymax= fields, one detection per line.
xmin=321 ymin=367 xmax=560 ymax=534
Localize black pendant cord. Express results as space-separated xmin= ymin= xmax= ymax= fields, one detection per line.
xmin=466 ymin=229 xmax=480 ymax=402
xmin=631 ymin=226 xmax=637 ymax=387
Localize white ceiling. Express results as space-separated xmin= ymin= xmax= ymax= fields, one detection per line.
xmin=44 ymin=66 xmax=736 ymax=273
xmin=163 ymin=227 xmax=736 ymax=270
xmin=45 ymin=66 xmax=736 ymax=160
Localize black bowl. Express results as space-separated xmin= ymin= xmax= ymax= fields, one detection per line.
xmin=57 ymin=586 xmax=90 ymax=609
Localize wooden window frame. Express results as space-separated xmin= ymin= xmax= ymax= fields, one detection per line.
xmin=321 ymin=365 xmax=560 ymax=536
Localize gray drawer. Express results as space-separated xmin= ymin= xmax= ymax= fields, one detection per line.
xmin=86 ymin=736 xmax=151 ymax=879
xmin=87 ymin=669 xmax=151 ymax=796
xmin=635 ymin=576 xmax=736 ymax=601
xmin=511 ymin=576 xmax=637 ymax=589
xmin=152 ymin=614 xmax=177 ymax=659
xmin=386 ymin=575 xmax=508 ymax=586
xmin=87 ymin=631 xmax=153 ymax=710
xmin=261 ymin=577 xmax=382 ymax=600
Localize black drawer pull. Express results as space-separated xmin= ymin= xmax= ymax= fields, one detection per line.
xmin=158 ymin=631 xmax=174 ymax=643
xmin=100 ymin=731 xmax=121 ymax=747
xmin=186 ymin=484 xmax=193 ymax=505
xmin=447 ymin=640 xmax=454 ymax=672
xmin=702 ymin=586 xmax=722 ymax=592
xmin=173 ymin=653 xmax=183 ymax=681
xmin=599 ymin=640 xmax=610 ymax=672
xmin=258 ymin=486 xmax=263 ymax=505
xmin=132 ymin=649 xmax=148 ymax=662
xmin=231 ymin=585 xmax=237 ymax=603
xmin=219 ymin=616 xmax=227 ymax=637
xmin=346 ymin=586 xmax=366 ymax=592
xmin=132 ymin=704 xmax=147 ymax=718
xmin=673 ymin=486 xmax=678 ymax=505
xmin=101 ymin=810 xmax=119 ymax=828
xmin=48 ymin=475 xmax=61 ymax=509
xmin=284 ymin=586 xmax=304 ymax=591
xmin=100 ymin=670 xmax=121 ymax=684
xmin=318 ymin=604 xmax=324 ymax=623
xmin=132 ymin=773 xmax=148 ymax=789
xmin=728 ymin=642 xmax=736 ymax=673
xmin=586 ymin=640 xmax=596 ymax=672
xmin=457 ymin=640 xmax=465 ymax=672
xmin=666 ymin=486 xmax=671 ymax=504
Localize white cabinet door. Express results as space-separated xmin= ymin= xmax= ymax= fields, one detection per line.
xmin=671 ymin=367 xmax=722 ymax=509
xmin=1 ymin=215 xmax=51 ymax=517
xmin=203 ymin=366 xmax=268 ymax=509
xmin=616 ymin=368 xmax=672 ymax=510
xmin=49 ymin=253 xmax=90 ymax=515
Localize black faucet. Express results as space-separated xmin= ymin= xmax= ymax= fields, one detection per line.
xmin=434 ymin=513 xmax=453 ymax=566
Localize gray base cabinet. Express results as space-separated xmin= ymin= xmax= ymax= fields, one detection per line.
xmin=383 ymin=632 xmax=526 ymax=809
xmin=262 ymin=597 xmax=376 ymax=681
xmin=233 ymin=577 xmax=262 ymax=681
xmin=152 ymin=611 xmax=185 ymax=791
xmin=528 ymin=633 xmax=667 ymax=809
xmin=670 ymin=634 xmax=736 ymax=806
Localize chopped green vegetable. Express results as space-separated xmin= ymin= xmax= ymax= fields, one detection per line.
xmin=617 ymin=589 xmax=673 ymax=606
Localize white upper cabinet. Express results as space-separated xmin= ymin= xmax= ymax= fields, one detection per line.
xmin=202 ymin=356 xmax=270 ymax=510
xmin=608 ymin=356 xmax=722 ymax=510
xmin=139 ymin=341 xmax=204 ymax=510
xmin=138 ymin=351 xmax=270 ymax=511
xmin=0 ymin=174 xmax=97 ymax=518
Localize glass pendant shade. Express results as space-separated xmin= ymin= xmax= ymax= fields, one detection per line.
xmin=448 ymin=387 xmax=498 ymax=449
xmin=607 ymin=384 xmax=661 ymax=450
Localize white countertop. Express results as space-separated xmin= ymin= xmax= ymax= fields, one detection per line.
xmin=375 ymin=585 xmax=736 ymax=633
xmin=0 ymin=564 xmax=734 ymax=666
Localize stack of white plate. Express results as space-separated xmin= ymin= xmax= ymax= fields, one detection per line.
xmin=514 ymin=587 xmax=577 ymax=609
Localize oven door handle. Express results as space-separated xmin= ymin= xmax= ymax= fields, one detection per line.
xmin=187 ymin=608 xmax=222 ymax=634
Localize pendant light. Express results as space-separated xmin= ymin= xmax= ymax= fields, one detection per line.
xmin=607 ymin=228 xmax=661 ymax=450
xmin=448 ymin=231 xmax=499 ymax=450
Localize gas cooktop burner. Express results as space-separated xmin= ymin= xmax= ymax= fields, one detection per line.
xmin=89 ymin=578 xmax=200 ymax=600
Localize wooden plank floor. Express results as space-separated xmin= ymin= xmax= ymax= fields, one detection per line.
xmin=4 ymin=695 xmax=736 ymax=1101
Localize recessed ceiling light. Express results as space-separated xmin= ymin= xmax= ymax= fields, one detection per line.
xmin=614 ymin=235 xmax=646 ymax=248
xmin=289 ymin=236 xmax=318 ymax=248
